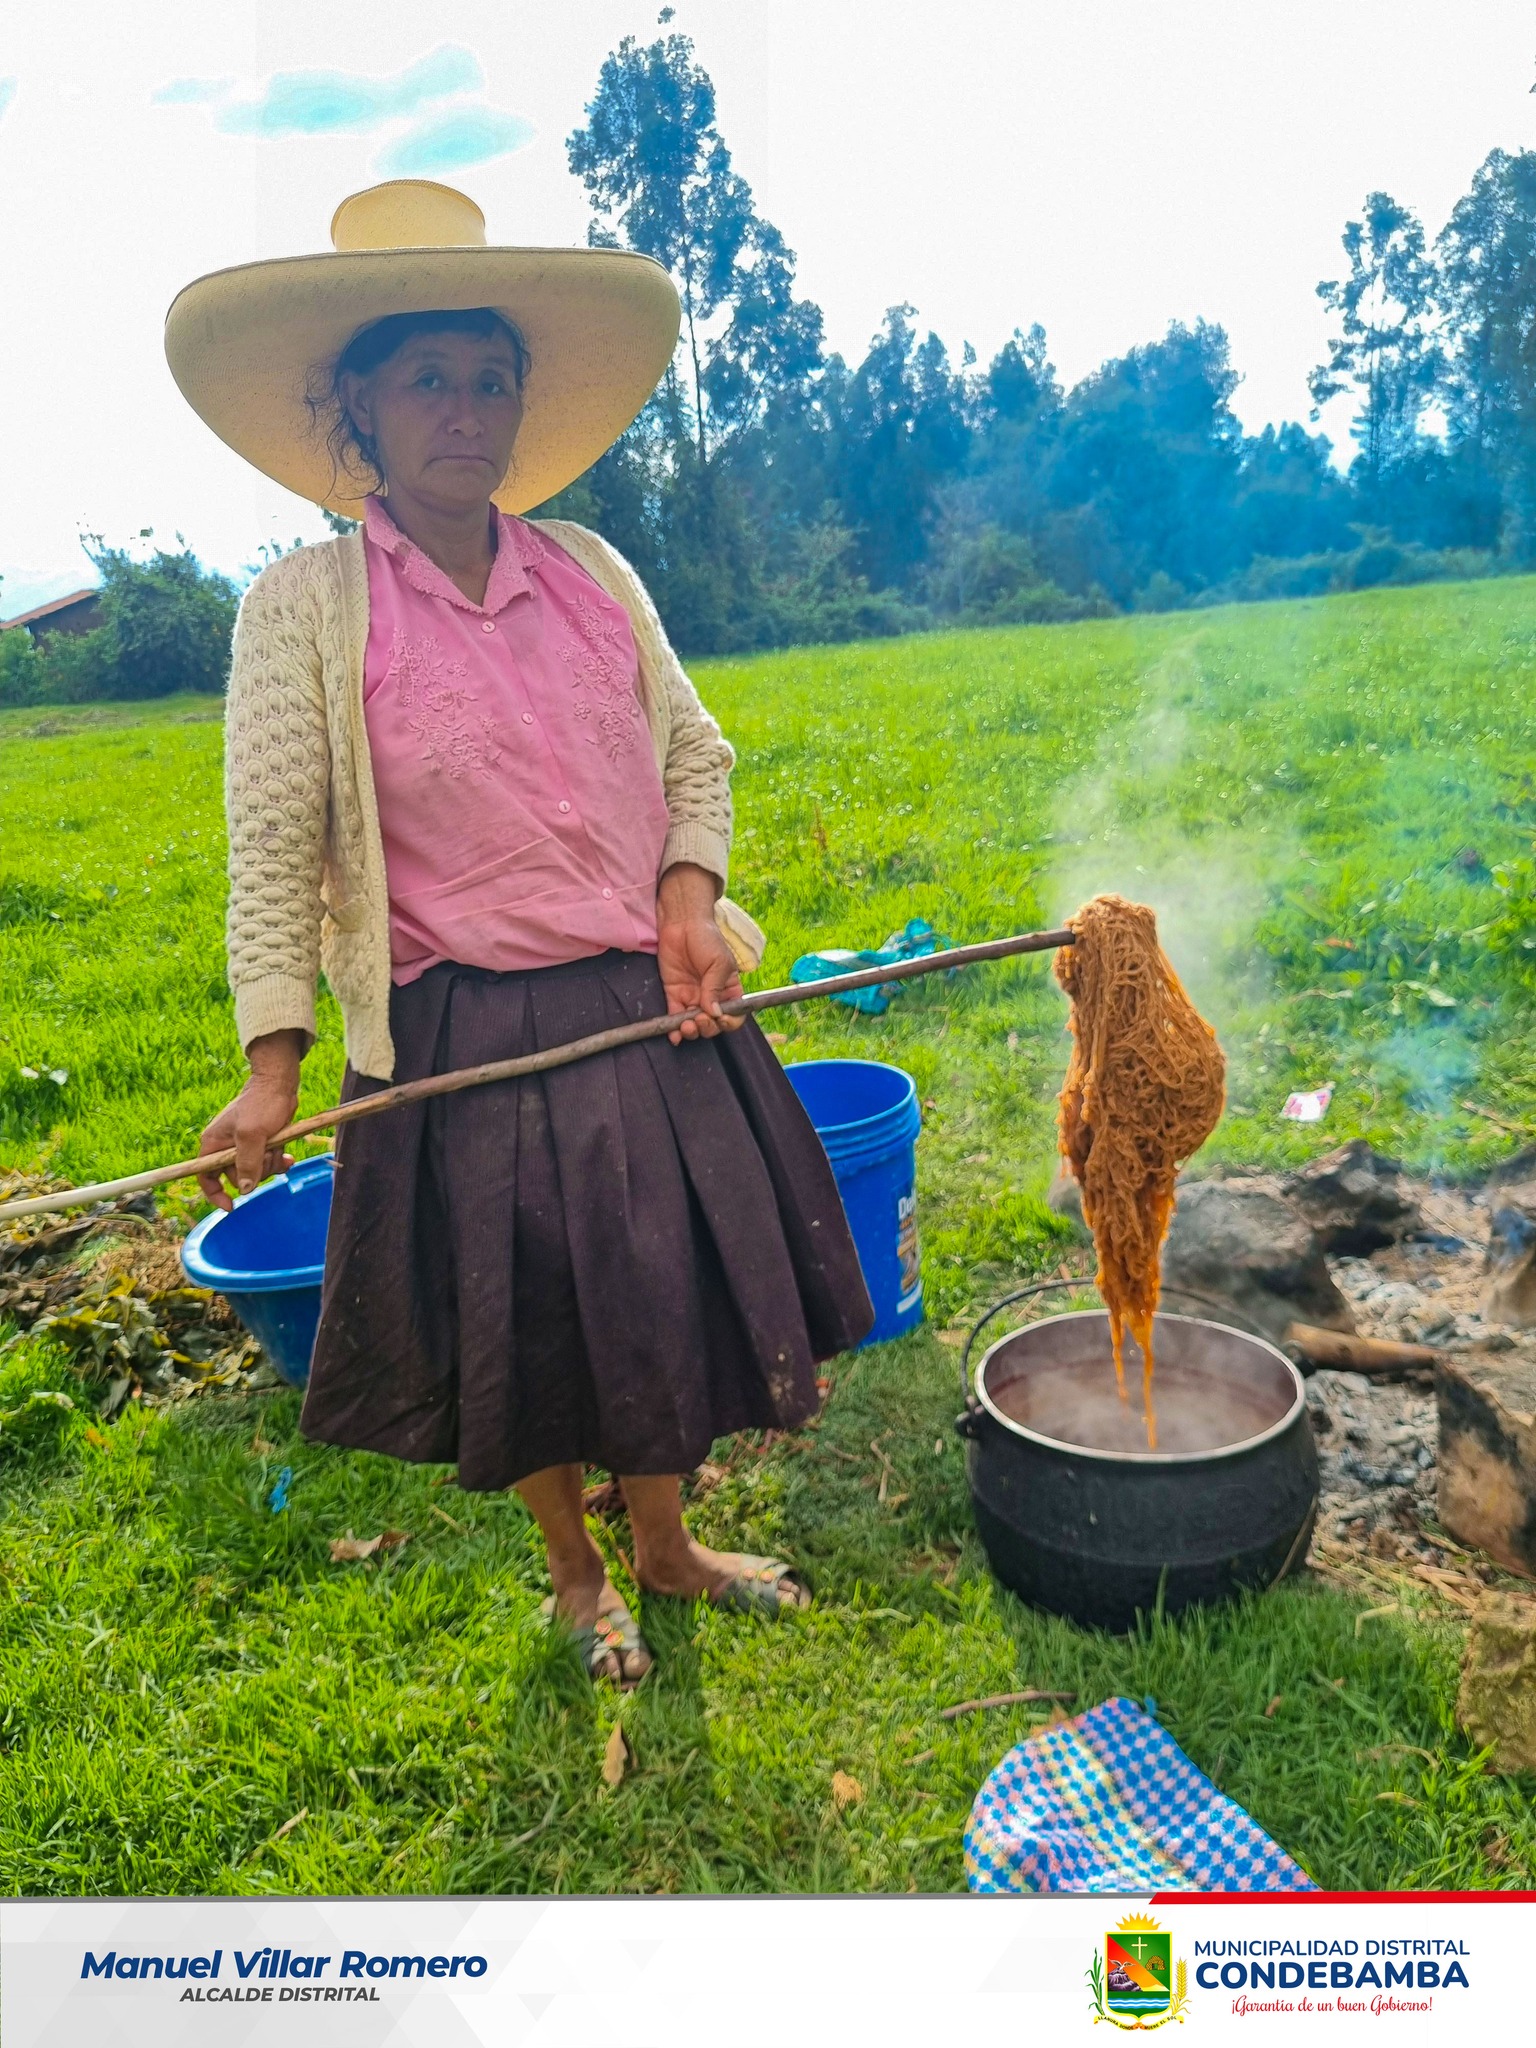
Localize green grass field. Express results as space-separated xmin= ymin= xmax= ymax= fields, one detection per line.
xmin=5 ymin=578 xmax=1536 ymax=1894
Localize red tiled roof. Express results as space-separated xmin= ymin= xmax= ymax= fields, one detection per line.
xmin=0 ymin=588 xmax=99 ymax=629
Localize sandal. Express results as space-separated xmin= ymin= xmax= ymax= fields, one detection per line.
xmin=707 ymin=1555 xmax=811 ymax=1616
xmin=541 ymin=1588 xmax=652 ymax=1689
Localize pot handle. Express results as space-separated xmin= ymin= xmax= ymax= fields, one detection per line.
xmin=958 ymin=1277 xmax=1101 ymax=1417
xmin=955 ymin=1277 xmax=1262 ymax=1417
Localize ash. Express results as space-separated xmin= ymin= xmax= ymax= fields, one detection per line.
xmin=1306 ymin=1370 xmax=1437 ymax=1548
xmin=1307 ymin=1179 xmax=1520 ymax=1554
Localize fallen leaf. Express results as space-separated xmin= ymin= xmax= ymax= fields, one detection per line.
xmin=831 ymin=1770 xmax=864 ymax=1811
xmin=602 ymin=1722 xmax=632 ymax=1789
xmin=1264 ymin=1694 xmax=1283 ymax=1718
xmin=273 ymin=1807 xmax=308 ymax=1839
xmin=83 ymin=1425 xmax=110 ymax=1450
xmin=691 ymin=1461 xmax=727 ymax=1494
xmin=328 ymin=1529 xmax=411 ymax=1564
xmin=252 ymin=1433 xmax=275 ymax=1456
xmin=936 ymin=1328 xmax=967 ymax=1348
xmin=430 ymin=1503 xmax=468 ymax=1534
xmin=764 ymin=1031 xmax=788 ymax=1045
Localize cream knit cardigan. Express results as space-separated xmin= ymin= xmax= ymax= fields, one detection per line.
xmin=224 ymin=520 xmax=753 ymax=1081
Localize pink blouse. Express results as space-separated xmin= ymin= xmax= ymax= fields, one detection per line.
xmin=361 ymin=497 xmax=670 ymax=984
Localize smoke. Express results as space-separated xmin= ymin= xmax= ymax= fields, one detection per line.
xmin=1374 ymin=1023 xmax=1476 ymax=1119
xmin=1045 ymin=640 xmax=1292 ymax=1029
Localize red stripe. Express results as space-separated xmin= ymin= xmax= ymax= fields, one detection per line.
xmin=1152 ymin=1890 xmax=1536 ymax=1904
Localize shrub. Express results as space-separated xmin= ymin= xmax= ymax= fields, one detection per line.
xmin=926 ymin=525 xmax=1109 ymax=627
xmin=33 ymin=627 xmax=115 ymax=704
xmin=0 ymin=628 xmax=41 ymax=708
xmin=23 ymin=542 xmax=241 ymax=705
xmin=89 ymin=545 xmax=240 ymax=698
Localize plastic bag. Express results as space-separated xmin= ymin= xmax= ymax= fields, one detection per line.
xmin=789 ymin=919 xmax=952 ymax=1015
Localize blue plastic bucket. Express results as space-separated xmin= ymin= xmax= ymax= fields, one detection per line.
xmin=785 ymin=1059 xmax=923 ymax=1344
xmin=181 ymin=1153 xmax=334 ymax=1387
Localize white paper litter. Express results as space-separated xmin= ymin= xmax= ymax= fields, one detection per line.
xmin=1281 ymin=1085 xmax=1334 ymax=1123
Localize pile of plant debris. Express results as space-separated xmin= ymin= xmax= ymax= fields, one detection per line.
xmin=0 ymin=1175 xmax=282 ymax=1428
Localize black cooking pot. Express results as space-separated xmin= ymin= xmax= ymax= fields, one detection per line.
xmin=955 ymin=1282 xmax=1319 ymax=1633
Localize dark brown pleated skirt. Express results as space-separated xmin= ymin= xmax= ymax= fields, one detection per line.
xmin=299 ymin=949 xmax=874 ymax=1490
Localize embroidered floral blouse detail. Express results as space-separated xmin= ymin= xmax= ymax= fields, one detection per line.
xmin=360 ymin=496 xmax=671 ymax=983
xmin=384 ymin=629 xmax=506 ymax=781
xmin=557 ymin=590 xmax=642 ymax=759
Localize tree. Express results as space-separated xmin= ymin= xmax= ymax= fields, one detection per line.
xmin=566 ymin=32 xmax=822 ymax=468
xmin=1310 ymin=193 xmax=1441 ymax=498
xmin=1231 ymin=423 xmax=1355 ymax=561
xmin=1437 ymin=149 xmax=1536 ymax=556
xmin=1040 ymin=320 xmax=1246 ymax=601
xmin=985 ymin=324 xmax=1059 ymax=429
xmin=822 ymin=306 xmax=972 ymax=591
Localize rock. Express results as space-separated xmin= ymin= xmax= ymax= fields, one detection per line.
xmin=1436 ymin=1350 xmax=1536 ymax=1575
xmin=1045 ymin=1166 xmax=1087 ymax=1232
xmin=1456 ymin=1591 xmax=1536 ymax=1773
xmin=1484 ymin=1192 xmax=1536 ymax=1328
xmin=1282 ymin=1140 xmax=1420 ymax=1255
xmin=1486 ymin=1146 xmax=1536 ymax=1193
xmin=1160 ymin=1182 xmax=1356 ymax=1350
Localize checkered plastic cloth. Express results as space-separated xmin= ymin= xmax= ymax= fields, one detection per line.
xmin=964 ymin=1696 xmax=1317 ymax=1894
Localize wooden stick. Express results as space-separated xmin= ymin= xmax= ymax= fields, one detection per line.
xmin=0 ymin=924 xmax=1075 ymax=1222
xmin=939 ymin=1689 xmax=1078 ymax=1720
xmin=1461 ymin=1099 xmax=1531 ymax=1137
xmin=1285 ymin=1322 xmax=1441 ymax=1374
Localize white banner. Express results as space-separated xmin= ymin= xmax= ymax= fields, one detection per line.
xmin=2 ymin=1892 xmax=1526 ymax=2044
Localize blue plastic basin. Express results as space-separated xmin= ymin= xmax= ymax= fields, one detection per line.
xmin=785 ymin=1059 xmax=923 ymax=1344
xmin=181 ymin=1153 xmax=334 ymax=1387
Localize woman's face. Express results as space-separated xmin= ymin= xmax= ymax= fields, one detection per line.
xmin=341 ymin=330 xmax=525 ymax=514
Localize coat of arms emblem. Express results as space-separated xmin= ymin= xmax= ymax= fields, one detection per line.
xmin=1088 ymin=1913 xmax=1189 ymax=2030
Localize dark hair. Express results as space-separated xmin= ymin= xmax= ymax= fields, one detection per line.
xmin=307 ymin=306 xmax=531 ymax=496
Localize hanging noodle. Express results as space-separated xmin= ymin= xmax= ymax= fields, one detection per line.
xmin=1054 ymin=895 xmax=1226 ymax=1449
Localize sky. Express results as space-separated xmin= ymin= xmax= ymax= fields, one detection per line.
xmin=3 ymin=0 xmax=1535 ymax=616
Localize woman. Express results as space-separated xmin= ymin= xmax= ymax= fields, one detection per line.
xmin=169 ymin=179 xmax=874 ymax=1686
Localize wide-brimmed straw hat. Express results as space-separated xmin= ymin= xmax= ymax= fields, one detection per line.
xmin=165 ymin=179 xmax=681 ymax=516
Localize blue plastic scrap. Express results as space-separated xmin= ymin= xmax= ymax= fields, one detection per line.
xmin=789 ymin=919 xmax=953 ymax=1016
xmin=268 ymin=1466 xmax=293 ymax=1513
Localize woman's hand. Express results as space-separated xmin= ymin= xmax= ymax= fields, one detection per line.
xmin=656 ymin=862 xmax=745 ymax=1043
xmin=196 ymin=1030 xmax=305 ymax=1210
